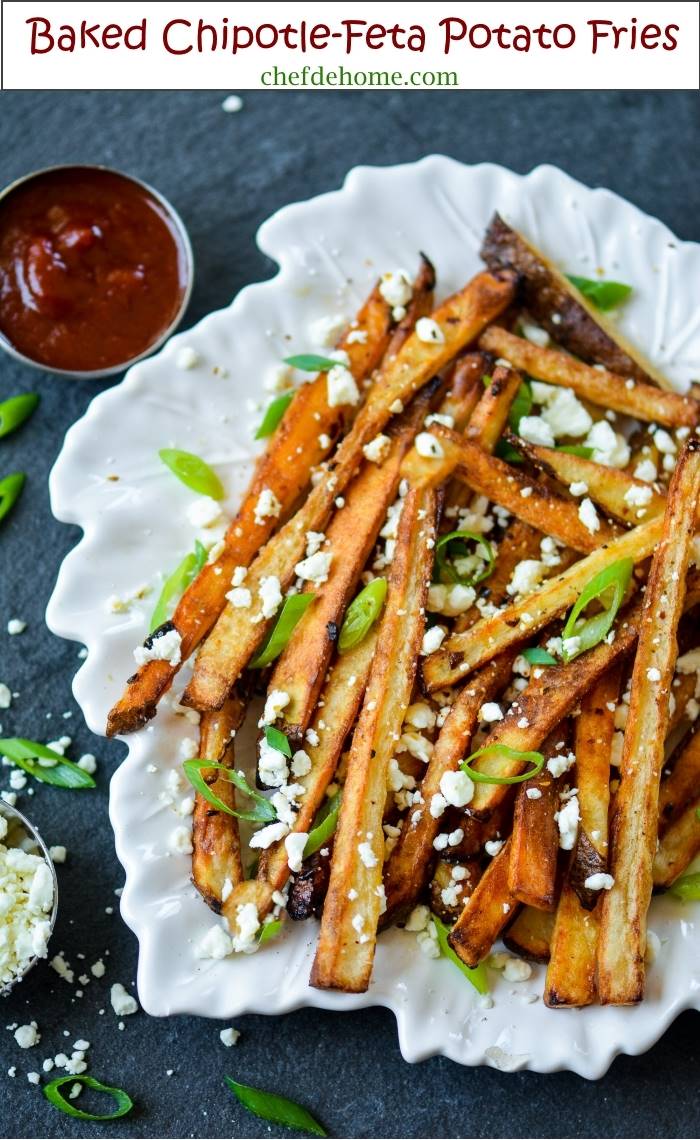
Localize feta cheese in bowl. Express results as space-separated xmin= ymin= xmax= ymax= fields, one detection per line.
xmin=0 ymin=803 xmax=58 ymax=994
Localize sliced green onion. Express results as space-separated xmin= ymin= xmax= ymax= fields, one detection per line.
xmin=481 ymin=374 xmax=493 ymax=387
xmin=557 ymin=444 xmax=594 ymax=459
xmin=567 ymin=275 xmax=632 ymax=312
xmin=251 ymin=594 xmax=315 ymax=668
xmin=338 ymin=578 xmax=387 ymax=653
xmin=158 ymin=448 xmax=224 ymax=499
xmin=522 ymin=647 xmax=557 ymax=666
xmin=0 ymin=739 xmax=95 ymax=789
xmin=495 ymin=439 xmax=523 ymax=464
xmin=508 ymin=379 xmax=532 ymax=431
xmin=182 ymin=760 xmax=276 ymax=823
xmin=668 ymin=872 xmax=700 ymax=902
xmin=561 ymin=558 xmax=634 ymax=662
xmin=432 ymin=913 xmax=489 ymax=994
xmin=150 ymin=540 xmax=207 ymax=632
xmin=461 ymin=744 xmax=545 ymax=785
xmin=258 ymin=918 xmax=283 ymax=943
xmin=264 ymin=725 xmax=292 ymax=758
xmin=43 ymin=1075 xmax=133 ymax=1121
xmin=434 ymin=531 xmax=495 ymax=587
xmin=225 ymin=1078 xmax=327 ymax=1137
xmin=283 ymin=354 xmax=339 ymax=373
xmin=0 ymin=392 xmax=40 ymax=438
xmin=0 ymin=471 xmax=26 ymax=523
xmin=255 ymin=393 xmax=294 ymax=440
xmin=304 ymin=791 xmax=341 ymax=858
xmin=696 ymin=807 xmax=700 ymax=822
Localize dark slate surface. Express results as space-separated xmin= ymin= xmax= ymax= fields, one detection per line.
xmin=0 ymin=90 xmax=698 ymax=1140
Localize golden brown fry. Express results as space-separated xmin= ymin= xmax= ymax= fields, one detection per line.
xmin=383 ymin=254 xmax=436 ymax=356
xmin=269 ymin=388 xmax=434 ymax=740
xmin=106 ymin=283 xmax=394 ymax=736
xmin=480 ymin=326 xmax=699 ymax=426
xmin=222 ymin=633 xmax=377 ymax=926
xmin=569 ymin=667 xmax=621 ymax=909
xmin=191 ymin=691 xmax=248 ymax=910
xmin=503 ymin=906 xmax=554 ymax=963
xmin=508 ymin=740 xmax=561 ymax=911
xmin=466 ymin=600 xmax=642 ymax=821
xmin=544 ymin=883 xmax=599 ymax=1008
xmin=311 ymin=486 xmax=437 ymax=992
xmin=429 ymin=858 xmax=482 ymax=923
xmin=464 ymin=365 xmax=523 ymax=451
xmin=510 ymin=433 xmax=668 ymax=527
xmin=599 ymin=440 xmax=700 ymax=1005
xmin=382 ymin=653 xmax=515 ymax=926
xmin=481 ymin=213 xmax=670 ymax=387
xmin=653 ymin=795 xmax=700 ymax=888
xmin=185 ymin=271 xmax=516 ymax=711
xmin=423 ymin=516 xmax=661 ymax=692
xmin=659 ymin=722 xmax=700 ymax=834
xmin=449 ymin=840 xmax=518 ymax=967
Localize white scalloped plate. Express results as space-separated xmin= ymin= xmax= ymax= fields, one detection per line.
xmin=47 ymin=158 xmax=700 ymax=1077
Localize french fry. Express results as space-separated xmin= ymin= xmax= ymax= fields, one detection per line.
xmin=184 ymin=270 xmax=517 ymax=711
xmin=598 ymin=440 xmax=700 ymax=1004
xmin=423 ymin=515 xmax=662 ymax=692
xmin=311 ymin=485 xmax=436 ymax=992
xmin=653 ymin=795 xmax=700 ymax=888
xmin=428 ymin=858 xmax=482 ymax=923
xmin=287 ymin=846 xmax=333 ymax=920
xmin=191 ymin=690 xmax=248 ymax=910
xmin=568 ymin=667 xmax=621 ymax=909
xmin=466 ymin=601 xmax=642 ymax=821
xmin=503 ymin=906 xmax=554 ymax=962
xmin=449 ymin=840 xmax=518 ymax=967
xmin=106 ymin=282 xmax=394 ymax=736
xmin=508 ymin=737 xmax=562 ymax=911
xmin=544 ymin=883 xmax=599 ymax=1008
xmin=382 ymin=652 xmax=515 ymax=926
xmin=441 ymin=352 xmax=493 ymax=425
xmin=222 ymin=632 xmax=377 ymax=926
xmin=382 ymin=254 xmax=436 ymax=356
xmin=480 ymin=326 xmax=699 ymax=426
xmin=659 ymin=722 xmax=700 ymax=834
xmin=268 ymin=387 xmax=435 ymax=740
xmin=464 ymin=365 xmax=523 ymax=450
xmin=510 ymin=433 xmax=668 ymax=527
xmin=481 ymin=213 xmax=671 ymax=387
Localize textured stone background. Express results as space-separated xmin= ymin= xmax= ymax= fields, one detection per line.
xmin=0 ymin=91 xmax=698 ymax=1139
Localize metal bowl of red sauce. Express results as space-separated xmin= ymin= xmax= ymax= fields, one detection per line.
xmin=0 ymin=164 xmax=193 ymax=378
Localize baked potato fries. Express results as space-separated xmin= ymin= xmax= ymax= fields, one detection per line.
xmin=109 ymin=214 xmax=700 ymax=1007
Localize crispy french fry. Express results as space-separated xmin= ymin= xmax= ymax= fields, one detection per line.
xmin=449 ymin=840 xmax=518 ymax=967
xmin=429 ymin=858 xmax=482 ymax=923
xmin=569 ymin=667 xmax=621 ymax=909
xmin=442 ymin=352 xmax=493 ymax=425
xmin=503 ymin=906 xmax=554 ymax=962
xmin=480 ymin=326 xmax=699 ymax=426
xmin=382 ymin=652 xmax=515 ymax=926
xmin=106 ymin=283 xmax=394 ymax=736
xmin=222 ymin=632 xmax=377 ymax=926
xmin=191 ymin=691 xmax=248 ymax=910
xmin=184 ymin=271 xmax=517 ymax=711
xmin=423 ymin=515 xmax=662 ymax=692
xmin=508 ymin=738 xmax=562 ymax=911
xmin=311 ymin=486 xmax=436 ymax=992
xmin=544 ymin=883 xmax=599 ymax=1007
xmin=653 ymin=795 xmax=700 ymax=888
xmin=599 ymin=440 xmax=700 ymax=1005
xmin=269 ymin=388 xmax=434 ymax=740
xmin=382 ymin=254 xmax=436 ymax=356
xmin=481 ymin=213 xmax=671 ymax=387
xmin=510 ymin=433 xmax=668 ymax=527
xmin=659 ymin=722 xmax=700 ymax=834
xmin=287 ymin=846 xmax=333 ymax=920
xmin=464 ymin=365 xmax=523 ymax=451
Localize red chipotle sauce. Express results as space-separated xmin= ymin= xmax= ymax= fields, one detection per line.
xmin=0 ymin=167 xmax=188 ymax=372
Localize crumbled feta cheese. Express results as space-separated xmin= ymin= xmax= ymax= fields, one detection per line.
xmin=195 ymin=924 xmax=233 ymax=960
xmin=675 ymin=649 xmax=700 ymax=675
xmin=507 ymin=559 xmax=545 ymax=598
xmin=49 ymin=846 xmax=67 ymax=864
xmin=379 ymin=269 xmax=413 ymax=319
xmin=285 ymin=832 xmax=308 ymax=874
xmin=623 ymin=484 xmax=653 ymax=508
xmin=653 ymin=428 xmax=676 ymax=455
xmin=578 ymin=497 xmax=600 ymax=534
xmin=541 ymin=389 xmax=592 ymax=439
xmin=291 ymin=750 xmax=312 ymax=777
xmin=309 ymin=312 xmax=347 ymax=347
xmin=555 ymin=795 xmax=580 ymax=850
xmin=358 ymin=841 xmax=378 ymax=869
xmin=0 ymin=842 xmax=54 ymax=988
xmin=503 ymin=957 xmax=532 ymax=982
xmin=249 ymin=821 xmax=289 ymax=850
xmin=520 ymin=320 xmax=549 ymax=347
xmin=421 ymin=626 xmax=446 ymax=656
xmin=584 ymin=420 xmax=630 ymax=468
xmin=429 ymin=793 xmax=447 ymax=819
xmin=326 ymin=364 xmax=360 ymax=407
xmin=562 ymin=636 xmax=581 ymax=658
xmin=254 ymin=488 xmax=282 ymax=526
xmin=404 ymin=905 xmax=430 ymax=932
xmin=258 ymin=575 xmax=283 ymax=619
xmin=414 ymin=432 xmax=444 ymax=460
xmin=485 ymin=839 xmax=505 ymax=857
xmin=404 ymin=702 xmax=437 ymax=730
xmin=7 ymin=619 xmax=26 ymax=635
xmin=646 ymin=667 xmax=661 ymax=682
xmin=219 ymin=1027 xmax=240 ymax=1047
xmin=227 ymin=587 xmax=252 ymax=609
xmin=133 ymin=628 xmax=182 ymax=668
xmin=260 ymin=689 xmax=290 ymax=726
xmin=14 ymin=1023 xmax=40 ymax=1049
xmin=479 ymin=702 xmax=503 ymax=724
xmin=169 ymin=826 xmax=193 ymax=855
xmin=264 ymin=364 xmax=293 ymax=393
xmin=362 ymin=434 xmax=391 ymax=464
xmin=439 ymin=769 xmax=474 ymax=808
xmin=175 ymin=346 xmax=199 ymax=370
xmin=518 ymin=415 xmax=555 ymax=448
xmin=0 ymin=682 xmax=11 ymax=709
xmin=525 ymin=788 xmax=542 ymax=800
xmin=230 ymin=903 xmax=261 ymax=954
xmin=569 ymin=481 xmax=589 ymax=497
xmin=634 ymin=457 xmax=658 ymax=483
xmin=186 ymin=496 xmax=223 ymax=529
xmin=427 ymin=583 xmax=476 ymax=616
xmin=584 ymin=873 xmax=614 ymax=891
xmin=110 ymin=983 xmax=139 ymax=1016
xmin=399 ymin=732 xmax=432 ymax=764
xmin=415 ymin=317 xmax=445 ymax=345
xmin=346 ymin=328 xmax=368 ymax=345
xmin=547 ymin=750 xmax=576 ymax=778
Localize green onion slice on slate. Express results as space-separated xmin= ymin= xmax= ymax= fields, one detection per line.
xmin=0 ymin=471 xmax=26 ymax=523
xmin=225 ymin=1077 xmax=327 ymax=1137
xmin=182 ymin=760 xmax=276 ymax=823
xmin=251 ymin=594 xmax=315 ymax=668
xmin=433 ymin=531 xmax=495 ymax=587
xmin=283 ymin=354 xmax=339 ymax=373
xmin=432 ymin=912 xmax=489 ymax=994
xmin=0 ymin=392 xmax=40 ymax=438
xmin=461 ymin=744 xmax=545 ymax=785
xmin=150 ymin=540 xmax=207 ymax=632
xmin=255 ymin=393 xmax=294 ymax=439
xmin=0 ymin=739 xmax=95 ymax=789
xmin=304 ymin=791 xmax=342 ymax=858
xmin=566 ymin=275 xmax=632 ymax=312
xmin=338 ymin=578 xmax=387 ymax=653
xmin=43 ymin=1075 xmax=133 ymax=1121
xmin=158 ymin=448 xmax=225 ymax=499
xmin=561 ymin=558 xmax=633 ymax=662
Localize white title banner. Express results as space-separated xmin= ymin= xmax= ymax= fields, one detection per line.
xmin=1 ymin=1 xmax=698 ymax=89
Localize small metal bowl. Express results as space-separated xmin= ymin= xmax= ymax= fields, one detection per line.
xmin=0 ymin=801 xmax=59 ymax=995
xmin=0 ymin=163 xmax=194 ymax=380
